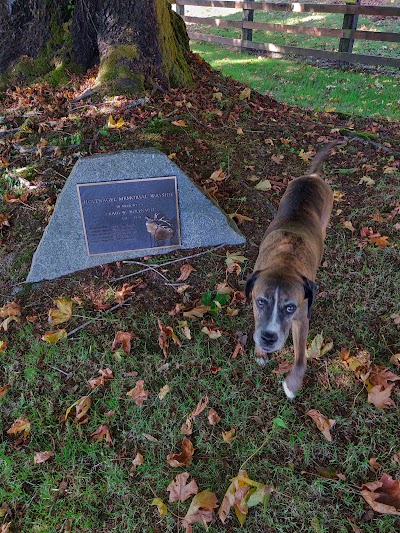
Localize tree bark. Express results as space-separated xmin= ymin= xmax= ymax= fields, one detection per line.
xmin=0 ymin=0 xmax=192 ymax=93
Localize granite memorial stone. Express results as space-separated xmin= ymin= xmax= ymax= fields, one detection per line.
xmin=27 ymin=149 xmax=245 ymax=282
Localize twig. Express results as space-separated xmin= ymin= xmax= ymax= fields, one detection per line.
xmin=342 ymin=131 xmax=395 ymax=155
xmin=122 ymin=260 xmax=174 ymax=286
xmin=111 ymin=245 xmax=226 ymax=283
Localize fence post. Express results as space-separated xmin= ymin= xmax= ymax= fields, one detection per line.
xmin=339 ymin=0 xmax=361 ymax=55
xmin=242 ymin=3 xmax=255 ymax=44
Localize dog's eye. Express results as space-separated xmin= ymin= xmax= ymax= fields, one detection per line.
xmin=285 ymin=304 xmax=297 ymax=314
xmin=255 ymin=298 xmax=265 ymax=308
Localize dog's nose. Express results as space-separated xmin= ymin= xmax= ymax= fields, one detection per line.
xmin=261 ymin=331 xmax=278 ymax=346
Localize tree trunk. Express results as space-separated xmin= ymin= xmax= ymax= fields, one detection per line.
xmin=0 ymin=0 xmax=192 ymax=93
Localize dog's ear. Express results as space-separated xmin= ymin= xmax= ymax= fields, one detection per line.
xmin=245 ymin=270 xmax=260 ymax=303
xmin=303 ymin=277 xmax=318 ymax=319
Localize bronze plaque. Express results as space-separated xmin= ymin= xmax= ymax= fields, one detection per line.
xmin=77 ymin=176 xmax=181 ymax=255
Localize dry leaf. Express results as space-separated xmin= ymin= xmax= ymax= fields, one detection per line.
xmin=0 ymin=213 xmax=11 ymax=227
xmin=158 ymin=384 xmax=170 ymax=399
xmin=307 ymin=409 xmax=336 ymax=442
xmin=182 ymin=489 xmax=218 ymax=532
xmin=255 ymin=179 xmax=272 ymax=191
xmin=7 ymin=417 xmax=31 ymax=438
xmin=34 ymin=451 xmax=54 ymax=464
xmin=369 ymin=457 xmax=381 ymax=472
xmin=271 ymin=154 xmax=284 ymax=165
xmin=0 ymin=340 xmax=6 ymax=353
xmin=237 ymin=127 xmax=244 ymax=136
xmin=41 ymin=329 xmax=67 ymax=343
xmin=222 ymin=427 xmax=236 ymax=444
xmin=127 ymin=380 xmax=149 ymax=407
xmin=90 ymin=424 xmax=113 ymax=444
xmin=361 ymin=473 xmax=400 ymax=515
xmin=133 ymin=452 xmax=144 ymax=466
xmin=180 ymin=418 xmax=193 ymax=436
xmin=369 ymin=235 xmax=390 ymax=248
xmin=88 ymin=368 xmax=114 ymax=389
xmin=176 ymin=264 xmax=195 ymax=282
xmin=167 ymin=437 xmax=194 ymax=467
xmin=151 ymin=497 xmax=168 ymax=517
xmin=111 ymin=331 xmax=134 ymax=355
xmin=225 ymin=252 xmax=247 ymax=267
xmin=298 ymin=149 xmax=314 ymax=163
xmin=114 ymin=283 xmax=135 ymax=304
xmin=343 ymin=220 xmax=356 ymax=232
xmin=108 ymin=115 xmax=125 ymax=129
xmin=48 ymin=297 xmax=72 ymax=325
xmin=0 ymin=383 xmax=10 ymax=399
xmin=201 ymin=326 xmax=222 ymax=339
xmin=367 ymin=384 xmax=395 ymax=409
xmin=208 ymin=408 xmax=221 ymax=425
xmin=228 ymin=212 xmax=254 ymax=224
xmin=64 ymin=396 xmax=91 ymax=424
xmin=158 ymin=318 xmax=182 ymax=357
xmin=239 ymin=87 xmax=251 ymax=100
xmin=273 ymin=360 xmax=292 ymax=376
xmin=209 ymin=168 xmax=225 ymax=182
xmin=183 ymin=305 xmax=210 ymax=319
xmin=359 ymin=176 xmax=375 ymax=186
xmin=0 ymin=301 xmax=21 ymax=330
xmin=167 ymin=472 xmax=199 ymax=502
xmin=178 ymin=320 xmax=192 ymax=340
xmin=191 ymin=395 xmax=209 ymax=417
xmin=171 ymin=119 xmax=187 ymax=127
xmin=306 ymin=333 xmax=333 ymax=360
xmin=0 ymin=522 xmax=11 ymax=533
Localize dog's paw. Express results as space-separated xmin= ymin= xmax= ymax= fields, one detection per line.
xmin=255 ymin=356 xmax=269 ymax=366
xmin=282 ymin=379 xmax=295 ymax=399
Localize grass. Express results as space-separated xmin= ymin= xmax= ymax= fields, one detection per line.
xmin=188 ymin=8 xmax=400 ymax=120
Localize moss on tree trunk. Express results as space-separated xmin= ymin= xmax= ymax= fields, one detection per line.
xmin=1 ymin=0 xmax=192 ymax=94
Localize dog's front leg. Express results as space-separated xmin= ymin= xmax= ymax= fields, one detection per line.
xmin=282 ymin=303 xmax=309 ymax=399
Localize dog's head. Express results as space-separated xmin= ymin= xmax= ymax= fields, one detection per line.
xmin=245 ymin=268 xmax=317 ymax=358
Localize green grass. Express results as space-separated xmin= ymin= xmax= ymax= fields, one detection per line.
xmin=191 ymin=41 xmax=400 ymax=120
xmin=188 ymin=8 xmax=400 ymax=120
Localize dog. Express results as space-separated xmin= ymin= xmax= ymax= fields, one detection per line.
xmin=245 ymin=140 xmax=342 ymax=399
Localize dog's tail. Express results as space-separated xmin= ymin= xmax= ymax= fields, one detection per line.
xmin=307 ymin=139 xmax=345 ymax=176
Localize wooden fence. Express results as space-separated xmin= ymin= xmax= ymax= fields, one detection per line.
xmin=170 ymin=0 xmax=400 ymax=68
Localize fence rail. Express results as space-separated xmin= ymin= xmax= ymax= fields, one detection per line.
xmin=170 ymin=0 xmax=400 ymax=67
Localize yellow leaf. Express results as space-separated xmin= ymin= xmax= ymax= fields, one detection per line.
xmin=222 ymin=427 xmax=236 ymax=444
xmin=237 ymin=127 xmax=244 ymax=136
xmin=171 ymin=119 xmax=187 ymax=127
xmin=225 ymin=252 xmax=247 ymax=267
xmin=359 ymin=176 xmax=375 ymax=186
xmin=324 ymin=105 xmax=336 ymax=113
xmin=255 ymin=179 xmax=272 ymax=191
xmin=209 ymin=168 xmax=225 ymax=182
xmin=158 ymin=384 xmax=170 ymax=399
xmin=343 ymin=220 xmax=356 ymax=232
xmin=212 ymin=91 xmax=223 ymax=101
xmin=201 ymin=326 xmax=222 ymax=339
xmin=48 ymin=297 xmax=72 ymax=325
xmin=64 ymin=396 xmax=91 ymax=424
xmin=42 ymin=329 xmax=67 ymax=343
xmin=228 ymin=212 xmax=254 ymax=224
xmin=108 ymin=115 xmax=125 ymax=129
xmin=152 ymin=498 xmax=168 ymax=517
xmin=239 ymin=87 xmax=251 ymax=100
xmin=0 ymin=340 xmax=6 ymax=353
xmin=7 ymin=417 xmax=31 ymax=437
xmin=298 ymin=149 xmax=314 ymax=163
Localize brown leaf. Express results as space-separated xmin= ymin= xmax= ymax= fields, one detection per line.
xmin=0 ymin=213 xmax=11 ymax=227
xmin=158 ymin=384 xmax=170 ymax=399
xmin=90 ymin=424 xmax=113 ymax=444
xmin=207 ymin=408 xmax=221 ymax=425
xmin=180 ymin=419 xmax=193 ymax=436
xmin=271 ymin=154 xmax=284 ymax=165
xmin=48 ymin=297 xmax=72 ymax=325
xmin=42 ymin=329 xmax=67 ymax=343
xmin=0 ymin=522 xmax=11 ymax=533
xmin=361 ymin=473 xmax=400 ymax=515
xmin=209 ymin=168 xmax=225 ymax=182
xmin=307 ymin=409 xmax=336 ymax=442
xmin=167 ymin=437 xmax=194 ymax=467
xmin=367 ymin=365 xmax=400 ymax=389
xmin=157 ymin=318 xmax=182 ymax=357
xmin=176 ymin=264 xmax=195 ymax=282
xmin=191 ymin=395 xmax=209 ymax=417
xmin=273 ymin=360 xmax=292 ymax=376
xmin=182 ymin=489 xmax=218 ymax=532
xmin=369 ymin=458 xmax=381 ymax=472
xmin=64 ymin=396 xmax=91 ymax=424
xmin=7 ymin=417 xmax=31 ymax=437
xmin=367 ymin=384 xmax=395 ymax=409
xmin=132 ymin=452 xmax=144 ymax=466
xmin=0 ymin=340 xmax=6 ymax=353
xmin=34 ymin=451 xmax=54 ymax=464
xmin=111 ymin=331 xmax=134 ymax=355
xmin=222 ymin=427 xmax=236 ymax=444
xmin=183 ymin=304 xmax=211 ymax=319
xmin=343 ymin=220 xmax=356 ymax=232
xmin=0 ymin=383 xmax=10 ymax=399
xmin=127 ymin=380 xmax=149 ymax=407
xmin=115 ymin=283 xmax=135 ymax=304
xmin=0 ymin=301 xmax=21 ymax=318
xmin=369 ymin=235 xmax=390 ymax=248
xmin=88 ymin=368 xmax=114 ymax=389
xmin=201 ymin=326 xmax=222 ymax=339
xmin=167 ymin=472 xmax=199 ymax=502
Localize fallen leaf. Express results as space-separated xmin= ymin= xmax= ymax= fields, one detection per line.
xmin=127 ymin=380 xmax=149 ymax=407
xmin=158 ymin=318 xmax=182 ymax=357
xmin=315 ymin=466 xmax=346 ymax=481
xmin=108 ymin=115 xmax=125 ymax=129
xmin=191 ymin=395 xmax=209 ymax=417
xmin=333 ymin=190 xmax=345 ymax=202
xmin=115 ymin=283 xmax=135 ymax=304
xmin=209 ymin=168 xmax=225 ymax=182
xmin=48 ymin=297 xmax=72 ymax=325
xmin=176 ymin=264 xmax=195 ymax=282
xmin=90 ymin=424 xmax=113 ymax=444
xmin=182 ymin=489 xmax=218 ymax=532
xmin=7 ymin=417 xmax=31 ymax=438
xmin=0 ymin=522 xmax=11 ymax=533
xmin=343 ymin=220 xmax=356 ymax=232
xmin=111 ymin=331 xmax=134 ymax=355
xmin=0 ymin=383 xmax=10 ymax=399
xmin=152 ymin=497 xmax=168 ymax=517
xmin=64 ymin=396 xmax=91 ymax=424
xmin=306 ymin=333 xmax=333 ymax=360
xmin=222 ymin=427 xmax=236 ymax=444
xmin=307 ymin=409 xmax=336 ymax=442
xmin=201 ymin=326 xmax=222 ymax=339
xmin=367 ymin=384 xmax=395 ymax=409
xmin=389 ymin=353 xmax=400 ymax=366
xmin=237 ymin=127 xmax=244 ymax=136
xmin=0 ymin=301 xmax=21 ymax=330
xmin=0 ymin=340 xmax=6 ymax=353
xmin=183 ymin=304 xmax=211 ymax=319
xmin=158 ymin=384 xmax=170 ymax=399
xmin=273 ymin=360 xmax=292 ymax=375
xmin=88 ymin=368 xmax=114 ymax=389
xmin=228 ymin=212 xmax=254 ymax=224
xmin=255 ymin=179 xmax=272 ymax=191
xmin=239 ymin=87 xmax=251 ymax=100
xmin=225 ymin=252 xmax=247 ymax=267
xmin=212 ymin=91 xmax=223 ymax=101
xmin=34 ymin=451 xmax=54 ymax=464
xmin=41 ymin=329 xmax=67 ymax=343
xmin=167 ymin=437 xmax=194 ymax=467
xmin=359 ymin=176 xmax=375 ymax=186
xmin=369 ymin=458 xmax=381 ymax=472
xmin=298 ymin=149 xmax=314 ymax=163
xmin=208 ymin=408 xmax=221 ymax=425
xmin=369 ymin=235 xmax=390 ymax=248
xmin=361 ymin=473 xmax=400 ymax=515
xmin=167 ymin=472 xmax=199 ymax=502
xmin=271 ymin=154 xmax=284 ymax=165
xmin=219 ymin=469 xmax=273 ymax=525
xmin=178 ymin=320 xmax=192 ymax=340
xmin=0 ymin=213 xmax=10 ymax=227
